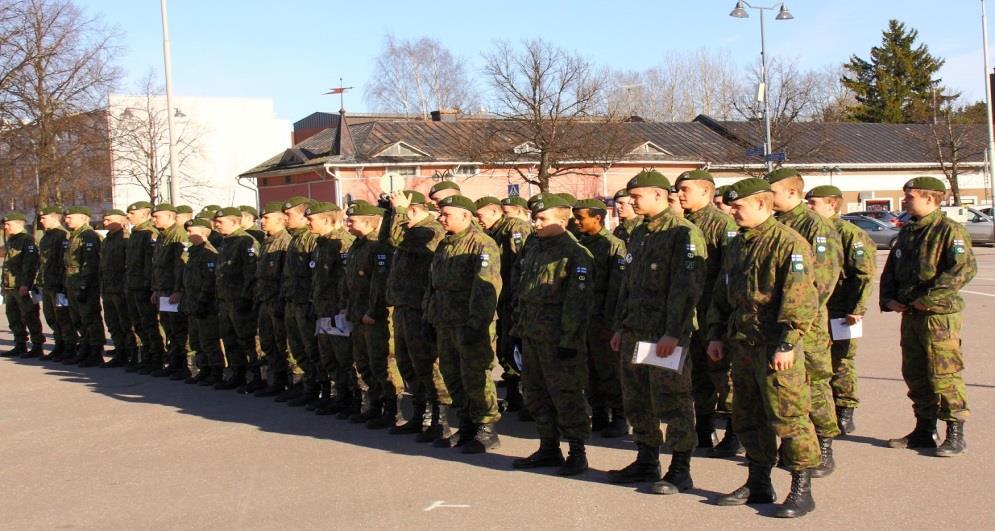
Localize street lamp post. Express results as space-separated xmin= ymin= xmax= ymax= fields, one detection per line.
xmin=160 ymin=0 xmax=180 ymax=205
xmin=730 ymin=1 xmax=793 ymax=173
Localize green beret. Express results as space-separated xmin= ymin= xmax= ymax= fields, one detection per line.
xmin=104 ymin=209 xmax=127 ymax=217
xmin=38 ymin=206 xmax=63 ymax=216
xmin=436 ymin=195 xmax=477 ymax=213
xmin=553 ymin=192 xmax=578 ymax=206
xmin=675 ymin=169 xmax=715 ymax=185
xmin=766 ymin=167 xmax=802 ymax=184
xmin=185 ymin=218 xmax=213 ymax=230
xmin=613 ymin=188 xmax=630 ymax=200
xmin=527 ymin=193 xmax=547 ymax=209
xmin=346 ymin=203 xmax=386 ymax=217
xmin=127 ymin=201 xmax=153 ymax=212
xmin=152 ymin=203 xmax=176 ymax=213
xmin=261 ymin=201 xmax=285 ymax=215
xmin=531 ymin=194 xmax=573 ymax=214
xmin=626 ymin=169 xmax=670 ymax=191
xmin=501 ymin=196 xmax=528 ymax=209
xmin=402 ymin=190 xmax=428 ymax=205
xmin=714 ymin=185 xmax=728 ymax=198
xmin=66 ymin=206 xmax=93 ymax=217
xmin=175 ymin=205 xmax=193 ymax=214
xmin=669 ymin=186 xmax=678 ymax=194
xmin=805 ymin=185 xmax=843 ymax=199
xmin=429 ymin=181 xmax=461 ymax=196
xmin=306 ymin=202 xmax=341 ymax=216
xmin=349 ymin=199 xmax=371 ymax=207
xmin=426 ymin=202 xmax=439 ymax=213
xmin=203 ymin=204 xmax=222 ymax=212
xmin=723 ymin=178 xmax=771 ymax=204
xmin=238 ymin=205 xmax=258 ymax=217
xmin=195 ymin=208 xmax=216 ymax=220
xmin=281 ymin=196 xmax=311 ymax=210
xmin=3 ymin=211 xmax=27 ymax=222
xmin=213 ymin=207 xmax=242 ymax=219
xmin=474 ymin=196 xmax=503 ymax=210
xmin=574 ymin=198 xmax=608 ymax=211
xmin=903 ymin=176 xmax=946 ymax=193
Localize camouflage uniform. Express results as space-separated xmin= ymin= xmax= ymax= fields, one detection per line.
xmin=577 ymin=228 xmax=626 ymax=421
xmin=485 ymin=215 xmax=534 ymax=384
xmin=776 ymin=202 xmax=843 ymax=439
xmin=64 ymin=225 xmax=105 ymax=349
xmin=707 ymin=216 xmax=821 ymax=471
xmin=2 ymin=231 xmax=43 ymax=347
xmin=828 ymin=216 xmax=876 ymax=408
xmin=126 ymin=220 xmax=164 ymax=366
xmin=511 ymin=231 xmax=594 ymax=441
xmin=256 ymin=228 xmax=291 ymax=378
xmin=284 ymin=227 xmax=320 ymax=386
xmin=152 ymin=222 xmax=189 ymax=369
xmin=183 ymin=240 xmax=223 ymax=369
xmin=216 ymin=228 xmax=259 ymax=369
xmin=38 ymin=225 xmax=73 ymax=349
xmin=879 ymin=209 xmax=976 ymax=422
xmin=612 ymin=215 xmax=643 ymax=244
xmin=424 ymin=223 xmax=503 ymax=427
xmin=100 ymin=228 xmax=137 ymax=355
xmin=614 ymin=209 xmax=706 ymax=452
xmin=313 ymin=226 xmax=356 ymax=400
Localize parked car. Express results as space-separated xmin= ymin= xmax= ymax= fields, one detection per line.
xmin=965 ymin=207 xmax=995 ymax=246
xmin=848 ymin=210 xmax=904 ymax=228
xmin=841 ymin=215 xmax=900 ymax=249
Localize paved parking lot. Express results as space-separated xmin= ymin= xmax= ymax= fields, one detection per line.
xmin=1 ymin=249 xmax=993 ymax=529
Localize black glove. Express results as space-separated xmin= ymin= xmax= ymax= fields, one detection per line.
xmin=274 ymin=299 xmax=285 ymax=319
xmin=236 ymin=297 xmax=253 ymax=313
xmin=306 ymin=303 xmax=317 ymax=322
xmin=556 ymin=347 xmax=578 ymax=360
xmin=421 ymin=321 xmax=437 ymax=343
xmin=460 ymin=326 xmax=485 ymax=345
xmin=76 ymin=286 xmax=88 ymax=303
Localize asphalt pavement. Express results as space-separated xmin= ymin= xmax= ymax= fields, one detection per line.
xmin=1 ymin=249 xmax=994 ymax=529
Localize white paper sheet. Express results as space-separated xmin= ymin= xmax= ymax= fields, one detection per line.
xmin=632 ymin=341 xmax=687 ymax=373
xmin=830 ymin=318 xmax=863 ymax=340
xmin=158 ymin=296 xmax=179 ymax=313
xmin=30 ymin=290 xmax=43 ymax=304
xmin=315 ymin=315 xmax=353 ymax=337
xmin=55 ymin=293 xmax=69 ymax=308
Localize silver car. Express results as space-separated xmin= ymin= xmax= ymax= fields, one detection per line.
xmin=965 ymin=208 xmax=995 ymax=246
xmin=841 ymin=215 xmax=900 ymax=249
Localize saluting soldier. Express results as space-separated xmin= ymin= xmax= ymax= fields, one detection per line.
xmin=213 ymin=207 xmax=260 ymax=390
xmin=881 ymin=177 xmax=976 ymax=457
xmin=36 ymin=206 xmax=73 ymax=361
xmin=253 ymin=202 xmax=293 ymax=397
xmin=125 ymin=201 xmax=164 ymax=372
xmin=150 ymin=203 xmax=189 ymax=378
xmin=611 ymin=188 xmax=643 ymax=244
xmin=62 ymin=207 xmax=106 ymax=367
xmin=181 ymin=218 xmax=225 ymax=386
xmin=1 ymin=212 xmax=44 ymax=358
xmin=100 ymin=209 xmax=139 ymax=368
xmin=197 ymin=206 xmax=225 ymax=248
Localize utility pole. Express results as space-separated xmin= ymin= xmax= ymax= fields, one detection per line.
xmin=160 ymin=0 xmax=180 ymax=204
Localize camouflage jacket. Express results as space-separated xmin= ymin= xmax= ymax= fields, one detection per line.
xmin=246 ymin=228 xmax=266 ymax=244
xmin=486 ymin=215 xmax=534 ymax=307
xmin=776 ymin=202 xmax=843 ymax=305
xmin=255 ymin=229 xmax=291 ymax=303
xmin=99 ymin=229 xmax=129 ymax=294
xmin=37 ymin=226 xmax=68 ymax=289
xmin=2 ymin=232 xmax=39 ymax=291
xmin=577 ymin=227 xmax=626 ymax=325
xmin=880 ymin=209 xmax=977 ymax=315
xmin=312 ymin=227 xmax=354 ymax=318
xmin=614 ymin=209 xmax=706 ymax=339
xmin=386 ymin=214 xmax=445 ymax=308
xmin=423 ymin=224 xmax=502 ymax=331
xmin=151 ymin=223 xmax=187 ymax=293
xmin=685 ymin=204 xmax=738 ymax=326
xmin=707 ymin=216 xmax=819 ymax=347
xmin=283 ymin=227 xmax=317 ymax=304
xmin=125 ymin=220 xmax=158 ymax=291
xmin=215 ymin=228 xmax=258 ymax=303
xmin=612 ymin=215 xmax=644 ymax=244
xmin=342 ymin=231 xmax=390 ymax=322
xmin=511 ymin=231 xmax=594 ymax=350
xmin=63 ymin=226 xmax=101 ymax=291
xmin=829 ymin=216 xmax=876 ymax=317
xmin=182 ymin=241 xmax=218 ymax=315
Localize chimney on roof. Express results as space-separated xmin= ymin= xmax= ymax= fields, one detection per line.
xmin=430 ymin=109 xmax=459 ymax=122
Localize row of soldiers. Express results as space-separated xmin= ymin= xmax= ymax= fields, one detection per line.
xmin=1 ymin=168 xmax=975 ymax=519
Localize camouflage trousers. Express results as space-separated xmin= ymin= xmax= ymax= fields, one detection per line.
xmin=67 ymin=286 xmax=105 ymax=348
xmin=126 ymin=289 xmax=164 ymax=360
xmin=158 ymin=299 xmax=188 ymax=365
xmin=729 ymin=339 xmax=821 ymax=471
xmin=803 ymin=312 xmax=841 ymax=438
xmin=285 ymin=302 xmax=319 ymax=384
xmin=522 ymin=337 xmax=590 ymax=441
xmin=900 ymin=312 xmax=970 ymax=422
xmin=690 ymin=328 xmax=733 ymax=420
xmin=41 ymin=287 xmax=72 ymax=343
xmin=830 ymin=337 xmax=859 ymax=408
xmin=218 ymin=299 xmax=256 ymax=369
xmin=101 ymin=290 xmax=137 ymax=351
xmin=3 ymin=289 xmax=43 ymax=345
xmin=586 ymin=323 xmax=622 ymax=412
xmin=437 ymin=325 xmax=501 ymax=425
xmin=187 ymin=310 xmax=224 ymax=368
xmin=352 ymin=319 xmax=401 ymax=408
xmin=393 ymin=306 xmax=450 ymax=406
xmin=257 ymin=299 xmax=288 ymax=374
xmin=494 ymin=306 xmax=519 ymax=381
xmin=318 ymin=330 xmax=356 ymax=393
xmin=619 ymin=329 xmax=696 ymax=452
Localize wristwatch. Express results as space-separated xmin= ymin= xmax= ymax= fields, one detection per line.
xmin=777 ymin=342 xmax=794 ymax=352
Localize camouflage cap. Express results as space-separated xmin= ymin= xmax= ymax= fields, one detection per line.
xmin=574 ymin=198 xmax=608 ymax=211
xmin=3 ymin=211 xmax=27 ymax=222
xmin=501 ymin=196 xmax=528 ymax=209
xmin=261 ymin=201 xmax=285 ymax=215
xmin=402 ymin=190 xmax=428 ymax=205
xmin=104 ymin=209 xmax=127 ymax=217
xmin=127 ymin=201 xmax=154 ymax=212
xmin=346 ymin=203 xmax=386 ymax=217
xmin=613 ymin=188 xmax=630 ymax=200
xmin=674 ymin=169 xmax=715 ymax=185
xmin=766 ymin=167 xmax=802 ymax=184
xmin=306 ymin=202 xmax=341 ymax=216
xmin=723 ymin=178 xmax=771 ymax=204
xmin=805 ymin=185 xmax=843 ymax=199
xmin=281 ymin=196 xmax=311 ymax=211
xmin=626 ymin=169 xmax=670 ymax=191
xmin=531 ymin=193 xmax=573 ymax=214
xmin=904 ymin=176 xmax=946 ymax=193
xmin=238 ymin=205 xmax=258 ymax=217
xmin=185 ymin=218 xmax=213 ymax=230
xmin=65 ymin=206 xmax=93 ymax=217
xmin=436 ymin=195 xmax=477 ymax=213
xmin=152 ymin=203 xmax=176 ymax=214
xmin=429 ymin=180 xmax=461 ymax=196
xmin=213 ymin=207 xmax=243 ymax=219
xmin=175 ymin=205 xmax=194 ymax=214
xmin=38 ymin=206 xmax=63 ymax=216
xmin=474 ymin=196 xmax=502 ymax=210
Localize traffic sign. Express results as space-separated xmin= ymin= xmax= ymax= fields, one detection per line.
xmin=507 ymin=184 xmax=520 ymax=197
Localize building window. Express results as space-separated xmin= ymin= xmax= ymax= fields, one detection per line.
xmin=455 ymin=165 xmax=478 ymax=176
xmin=397 ymin=167 xmax=418 ymax=176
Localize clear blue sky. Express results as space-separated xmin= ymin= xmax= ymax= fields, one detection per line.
xmin=83 ymin=0 xmax=994 ymax=126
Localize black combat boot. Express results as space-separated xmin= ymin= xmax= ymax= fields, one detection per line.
xmin=138 ymin=353 xmax=162 ymax=375
xmin=558 ymin=439 xmax=588 ymax=476
xmin=836 ymin=406 xmax=855 ymax=434
xmin=66 ymin=344 xmax=89 ymax=365
xmin=461 ymin=423 xmax=500 ymax=454
xmin=774 ymin=470 xmax=815 ymax=518
xmin=696 ymin=415 xmax=717 ymax=449
xmin=215 ymin=367 xmax=247 ymax=390
xmin=102 ymin=348 xmax=129 ymax=368
xmin=651 ymin=451 xmax=693 ymax=494
xmin=124 ymin=347 xmax=144 ymax=372
xmin=512 ymin=438 xmax=564 ymax=469
xmin=337 ymin=390 xmax=363 ymax=420
xmin=367 ymin=398 xmax=401 ymax=429
xmin=289 ymin=382 xmax=320 ymax=407
xmin=198 ymin=366 xmax=223 ymax=387
xmin=810 ymin=437 xmax=836 ymax=478
xmin=417 ymin=404 xmax=452 ymax=443
xmin=350 ymin=400 xmax=382 ymax=423
xmin=887 ymin=417 xmax=940 ymax=449
xmin=935 ymin=421 xmax=966 ymax=457
xmin=390 ymin=401 xmax=427 ymax=435
xmin=436 ymin=418 xmax=473 ymax=448
xmin=2 ymin=341 xmax=27 ymax=357
xmin=255 ymin=371 xmax=289 ymax=397
xmin=317 ymin=384 xmax=350 ymax=415
xmin=602 ymin=409 xmax=630 ymax=438
xmin=56 ymin=343 xmax=77 ymax=363
xmin=42 ymin=341 xmax=63 ymax=361
xmin=503 ymin=376 xmax=524 ymax=412
xmin=242 ymin=368 xmax=268 ymax=395
xmin=306 ymin=381 xmax=332 ymax=409
xmin=79 ymin=345 xmax=104 ymax=367
xmin=707 ymin=429 xmax=744 ymax=459
xmin=185 ymin=367 xmax=209 ymax=384
xmin=169 ymin=358 xmax=190 ymax=380
xmin=275 ymin=381 xmax=302 ymax=402
xmin=608 ymin=443 xmax=662 ymax=483
xmin=23 ymin=341 xmax=44 ymax=359
xmin=591 ymin=407 xmax=610 ymax=433
xmin=716 ymin=460 xmax=777 ymax=506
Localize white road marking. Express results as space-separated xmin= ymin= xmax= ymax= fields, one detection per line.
xmin=424 ymin=501 xmax=471 ymax=512
xmin=960 ymin=289 xmax=995 ymax=298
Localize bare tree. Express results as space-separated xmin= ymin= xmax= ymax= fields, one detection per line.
xmin=908 ymin=96 xmax=987 ymax=205
xmin=365 ymin=34 xmax=480 ymax=118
